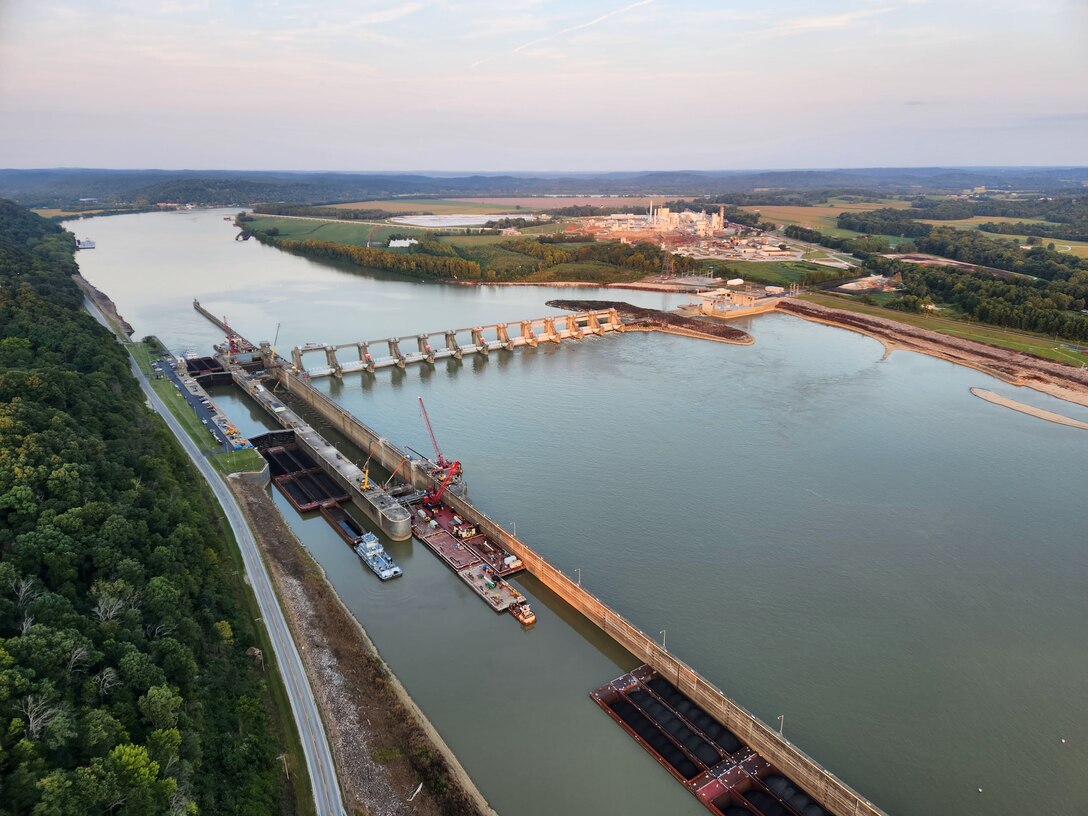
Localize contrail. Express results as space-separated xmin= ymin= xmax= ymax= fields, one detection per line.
xmin=470 ymin=0 xmax=655 ymax=69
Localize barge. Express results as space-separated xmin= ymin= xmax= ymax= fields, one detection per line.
xmin=319 ymin=502 xmax=402 ymax=580
xmin=234 ymin=368 xmax=412 ymax=539
xmin=592 ymin=666 xmax=831 ymax=816
xmin=259 ymin=443 xmax=349 ymax=512
xmin=410 ymin=505 xmax=534 ymax=624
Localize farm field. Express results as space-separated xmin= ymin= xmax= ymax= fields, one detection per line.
xmin=33 ymin=207 xmax=105 ymax=217
xmin=460 ymin=196 xmax=689 ymax=209
xmin=244 ymin=216 xmax=429 ymax=246
xmin=329 ymin=198 xmax=521 ymax=214
xmin=739 ymin=200 xmax=912 ymax=232
xmin=916 ymin=216 xmax=1088 ymax=257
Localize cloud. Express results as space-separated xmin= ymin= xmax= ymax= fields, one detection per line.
xmin=749 ymin=7 xmax=895 ymax=39
xmin=470 ymin=0 xmax=655 ymax=69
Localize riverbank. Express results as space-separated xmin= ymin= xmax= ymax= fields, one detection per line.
xmin=446 ymin=278 xmax=705 ymax=294
xmin=73 ymin=272 xmax=134 ymax=335
xmin=228 ymin=477 xmax=495 ymax=816
xmin=778 ymin=299 xmax=1088 ymax=408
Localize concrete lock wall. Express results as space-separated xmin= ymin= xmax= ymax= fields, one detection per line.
xmin=277 ymin=370 xmax=885 ymax=816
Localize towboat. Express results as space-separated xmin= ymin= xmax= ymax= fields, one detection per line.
xmin=510 ymin=602 xmax=536 ymax=626
xmin=354 ymin=532 xmax=403 ymax=580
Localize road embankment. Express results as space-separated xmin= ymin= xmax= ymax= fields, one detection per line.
xmin=229 ymin=478 xmax=496 ymax=816
xmin=778 ymin=298 xmax=1088 ymax=408
xmin=546 ymin=299 xmax=754 ymax=345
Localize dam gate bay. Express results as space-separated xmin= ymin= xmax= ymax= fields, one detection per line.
xmin=76 ymin=208 xmax=1088 ymax=816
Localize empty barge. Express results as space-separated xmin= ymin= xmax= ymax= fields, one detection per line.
xmin=593 ymin=666 xmax=831 ymax=816
xmin=258 ymin=443 xmax=349 ymax=512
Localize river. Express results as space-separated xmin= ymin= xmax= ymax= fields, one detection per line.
xmin=74 ymin=208 xmax=1088 ymax=816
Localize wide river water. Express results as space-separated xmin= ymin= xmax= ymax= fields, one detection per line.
xmin=74 ymin=209 xmax=1087 ymax=816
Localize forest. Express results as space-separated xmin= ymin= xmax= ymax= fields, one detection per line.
xmin=876 ymin=259 xmax=1088 ymax=341
xmin=0 ymin=200 xmax=293 ymax=815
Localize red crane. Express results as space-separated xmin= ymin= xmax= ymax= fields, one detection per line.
xmin=223 ymin=315 xmax=239 ymax=355
xmin=423 ymin=461 xmax=461 ymax=507
xmin=418 ymin=397 xmax=451 ymax=471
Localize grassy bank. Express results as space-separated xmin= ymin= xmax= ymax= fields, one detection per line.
xmin=129 ymin=341 xmax=267 ymax=474
xmin=798 ymin=292 xmax=1088 ymax=365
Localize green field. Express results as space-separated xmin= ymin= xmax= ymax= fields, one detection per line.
xmin=714 ymin=260 xmax=842 ymax=285
xmin=448 ymin=241 xmax=539 ymax=276
xmin=916 ymin=217 xmax=1088 ymax=257
xmin=330 ymin=197 xmax=527 ymax=214
xmin=128 ymin=341 xmax=267 ymax=474
xmin=245 ymin=215 xmax=432 ymax=246
xmin=799 ymin=292 xmax=1088 ymax=365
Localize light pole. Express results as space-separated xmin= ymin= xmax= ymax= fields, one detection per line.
xmin=660 ymin=629 xmax=667 ymax=650
xmin=575 ymin=568 xmax=581 ymax=586
xmin=777 ymin=714 xmax=785 ymax=736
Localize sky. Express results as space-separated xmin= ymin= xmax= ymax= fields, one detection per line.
xmin=0 ymin=0 xmax=1086 ymax=172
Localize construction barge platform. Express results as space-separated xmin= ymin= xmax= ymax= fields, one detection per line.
xmin=411 ymin=503 xmax=534 ymax=624
xmin=593 ymin=665 xmax=831 ymax=816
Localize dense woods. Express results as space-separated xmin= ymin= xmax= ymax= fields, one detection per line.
xmin=878 ymin=260 xmax=1088 ymax=341
xmin=0 ymin=201 xmax=292 ymax=815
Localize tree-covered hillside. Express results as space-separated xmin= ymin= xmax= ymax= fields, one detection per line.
xmin=0 ymin=200 xmax=294 ymax=815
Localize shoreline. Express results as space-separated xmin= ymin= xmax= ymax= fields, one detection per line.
xmin=228 ymin=477 xmax=496 ymax=816
xmin=445 ymin=279 xmax=701 ymax=294
xmin=777 ymin=299 xmax=1088 ymax=409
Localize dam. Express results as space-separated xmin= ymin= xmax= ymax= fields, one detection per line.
xmin=288 ymin=308 xmax=626 ymax=377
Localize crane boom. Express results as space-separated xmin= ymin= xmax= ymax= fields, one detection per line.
xmin=418 ymin=397 xmax=449 ymax=469
xmin=424 ymin=461 xmax=461 ymax=507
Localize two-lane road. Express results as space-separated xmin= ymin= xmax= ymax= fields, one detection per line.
xmin=131 ymin=356 xmax=345 ymax=815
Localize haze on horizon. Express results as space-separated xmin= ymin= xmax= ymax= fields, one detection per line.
xmin=1 ymin=0 xmax=1086 ymax=173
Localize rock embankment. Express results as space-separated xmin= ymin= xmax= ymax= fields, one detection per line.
xmin=546 ymin=299 xmax=753 ymax=344
xmin=73 ymin=273 xmax=135 ymax=336
xmin=229 ymin=478 xmax=495 ymax=816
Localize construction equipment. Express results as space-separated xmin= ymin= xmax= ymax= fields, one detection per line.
xmin=418 ymin=397 xmax=451 ymax=472
xmin=423 ymin=461 xmax=462 ymax=508
xmin=384 ymin=455 xmax=411 ymax=488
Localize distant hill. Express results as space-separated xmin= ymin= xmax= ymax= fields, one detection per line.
xmin=2 ymin=166 xmax=1086 ymax=208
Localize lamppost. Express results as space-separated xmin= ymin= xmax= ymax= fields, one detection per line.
xmin=660 ymin=630 xmax=667 ymax=650
xmin=575 ymin=568 xmax=581 ymax=586
xmin=777 ymin=714 xmax=785 ymax=736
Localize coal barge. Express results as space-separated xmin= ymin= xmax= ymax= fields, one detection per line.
xmin=593 ymin=665 xmax=832 ymax=816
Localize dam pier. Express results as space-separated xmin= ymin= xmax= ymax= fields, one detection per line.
xmin=192 ymin=300 xmax=887 ymax=816
xmin=289 ymin=308 xmax=626 ymax=378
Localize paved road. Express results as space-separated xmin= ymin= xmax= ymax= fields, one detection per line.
xmin=132 ymin=358 xmax=345 ymax=815
xmin=84 ymin=298 xmax=344 ymax=815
